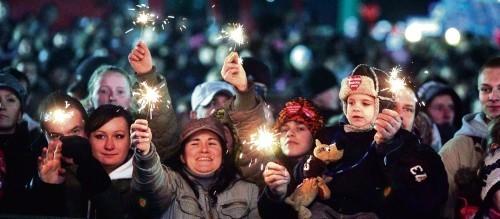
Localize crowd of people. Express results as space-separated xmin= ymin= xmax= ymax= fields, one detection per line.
xmin=0 ymin=0 xmax=499 ymax=218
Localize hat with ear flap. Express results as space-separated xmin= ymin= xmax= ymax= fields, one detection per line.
xmin=339 ymin=65 xmax=392 ymax=116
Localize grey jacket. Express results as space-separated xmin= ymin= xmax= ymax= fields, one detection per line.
xmin=132 ymin=146 xmax=261 ymax=219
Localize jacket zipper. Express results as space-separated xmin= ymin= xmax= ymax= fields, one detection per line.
xmin=203 ymin=190 xmax=213 ymax=219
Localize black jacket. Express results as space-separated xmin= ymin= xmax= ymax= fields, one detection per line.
xmin=378 ymin=129 xmax=448 ymax=218
xmin=0 ymin=122 xmax=40 ymax=215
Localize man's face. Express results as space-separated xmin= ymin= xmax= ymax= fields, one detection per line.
xmin=427 ymin=94 xmax=454 ymax=126
xmin=43 ymin=109 xmax=86 ymax=144
xmin=194 ymin=93 xmax=230 ymax=119
xmin=478 ymin=68 xmax=500 ymax=121
xmin=393 ymin=87 xmax=417 ymax=131
xmin=0 ymin=89 xmax=22 ymax=134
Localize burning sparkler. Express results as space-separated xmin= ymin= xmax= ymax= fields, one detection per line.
xmin=249 ymin=126 xmax=279 ymax=156
xmin=387 ymin=66 xmax=406 ymax=96
xmin=44 ymin=101 xmax=74 ymax=126
xmin=218 ymin=23 xmax=246 ymax=51
xmin=125 ymin=4 xmax=187 ymax=36
xmin=133 ymin=82 xmax=164 ymax=120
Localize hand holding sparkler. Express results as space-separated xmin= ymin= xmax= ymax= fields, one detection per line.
xmin=131 ymin=119 xmax=152 ymax=156
xmin=374 ymin=109 xmax=402 ymax=144
xmin=263 ymin=162 xmax=290 ymax=197
xmin=221 ymin=52 xmax=248 ymax=91
xmin=129 ymin=40 xmax=153 ymax=74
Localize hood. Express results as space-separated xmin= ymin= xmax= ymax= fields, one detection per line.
xmin=108 ymin=157 xmax=133 ymax=180
xmin=454 ymin=113 xmax=488 ymax=138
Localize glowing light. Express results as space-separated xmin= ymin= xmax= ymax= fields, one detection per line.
xmin=133 ymin=82 xmax=164 ymax=120
xmin=127 ymin=4 xmax=187 ymax=35
xmin=405 ymin=23 xmax=422 ymax=43
xmin=44 ymin=101 xmax=74 ymax=125
xmin=445 ymin=28 xmax=461 ymax=46
xmin=218 ymin=23 xmax=246 ymax=51
xmin=387 ymin=67 xmax=406 ymax=95
xmin=249 ymin=126 xmax=278 ymax=156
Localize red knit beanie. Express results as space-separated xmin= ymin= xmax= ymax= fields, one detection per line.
xmin=274 ymin=97 xmax=324 ymax=136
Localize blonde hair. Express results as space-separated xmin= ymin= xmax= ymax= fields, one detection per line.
xmin=81 ymin=65 xmax=134 ymax=110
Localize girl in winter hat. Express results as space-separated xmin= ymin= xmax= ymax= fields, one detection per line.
xmin=475 ymin=117 xmax=500 ymax=218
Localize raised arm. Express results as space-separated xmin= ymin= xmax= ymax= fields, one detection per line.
xmin=129 ymin=41 xmax=180 ymax=163
xmin=220 ymin=52 xmax=271 ymax=187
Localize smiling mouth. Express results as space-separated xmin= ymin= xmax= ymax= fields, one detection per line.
xmin=197 ymin=157 xmax=213 ymax=161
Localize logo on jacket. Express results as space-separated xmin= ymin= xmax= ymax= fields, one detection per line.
xmin=409 ymin=165 xmax=427 ymax=182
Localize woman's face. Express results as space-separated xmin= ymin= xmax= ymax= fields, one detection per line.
xmin=181 ymin=130 xmax=223 ymax=177
xmin=89 ymin=117 xmax=130 ymax=173
xmin=346 ymin=93 xmax=376 ymax=127
xmin=278 ymin=121 xmax=314 ymax=158
xmin=92 ymin=71 xmax=131 ymax=109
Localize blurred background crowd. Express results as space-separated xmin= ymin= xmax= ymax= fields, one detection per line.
xmin=0 ymin=0 xmax=499 ymax=124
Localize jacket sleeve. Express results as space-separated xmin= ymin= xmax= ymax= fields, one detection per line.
xmin=131 ymin=145 xmax=182 ymax=213
xmin=225 ymin=82 xmax=273 ymax=187
xmin=133 ymin=67 xmax=180 ymax=164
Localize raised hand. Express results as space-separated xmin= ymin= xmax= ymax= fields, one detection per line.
xmin=131 ymin=119 xmax=152 ymax=156
xmin=263 ymin=162 xmax=290 ymax=197
xmin=374 ymin=108 xmax=402 ymax=144
xmin=221 ymin=52 xmax=248 ymax=91
xmin=38 ymin=141 xmax=65 ymax=184
xmin=128 ymin=40 xmax=153 ymax=74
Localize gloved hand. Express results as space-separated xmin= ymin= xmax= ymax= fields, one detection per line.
xmin=60 ymin=136 xmax=111 ymax=195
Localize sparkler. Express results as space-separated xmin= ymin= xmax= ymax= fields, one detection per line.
xmin=133 ymin=82 xmax=164 ymax=120
xmin=44 ymin=101 xmax=74 ymax=126
xmin=249 ymin=126 xmax=279 ymax=156
xmin=218 ymin=23 xmax=246 ymax=51
xmin=387 ymin=66 xmax=406 ymax=96
xmin=125 ymin=4 xmax=187 ymax=37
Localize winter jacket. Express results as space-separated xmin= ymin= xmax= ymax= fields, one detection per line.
xmin=439 ymin=112 xmax=488 ymax=218
xmin=132 ymin=145 xmax=260 ymax=219
xmin=0 ymin=122 xmax=40 ymax=215
xmin=380 ymin=129 xmax=448 ymax=218
xmin=133 ymin=67 xmax=180 ymax=164
xmin=218 ymin=82 xmax=271 ymax=190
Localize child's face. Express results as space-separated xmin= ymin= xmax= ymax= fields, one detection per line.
xmin=346 ymin=93 xmax=376 ymax=127
xmin=278 ymin=121 xmax=314 ymax=158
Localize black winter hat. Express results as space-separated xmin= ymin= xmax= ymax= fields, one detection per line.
xmin=242 ymin=57 xmax=272 ymax=88
xmin=305 ymin=66 xmax=339 ymax=97
xmin=0 ymin=71 xmax=27 ymax=112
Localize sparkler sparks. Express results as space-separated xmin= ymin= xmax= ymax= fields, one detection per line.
xmin=133 ymin=82 xmax=164 ymax=120
xmin=126 ymin=4 xmax=187 ymax=35
xmin=218 ymin=23 xmax=246 ymax=51
xmin=44 ymin=101 xmax=74 ymax=125
xmin=249 ymin=126 xmax=278 ymax=156
xmin=387 ymin=66 xmax=406 ymax=95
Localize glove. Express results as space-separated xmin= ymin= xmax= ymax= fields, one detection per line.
xmin=60 ymin=136 xmax=111 ymax=195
